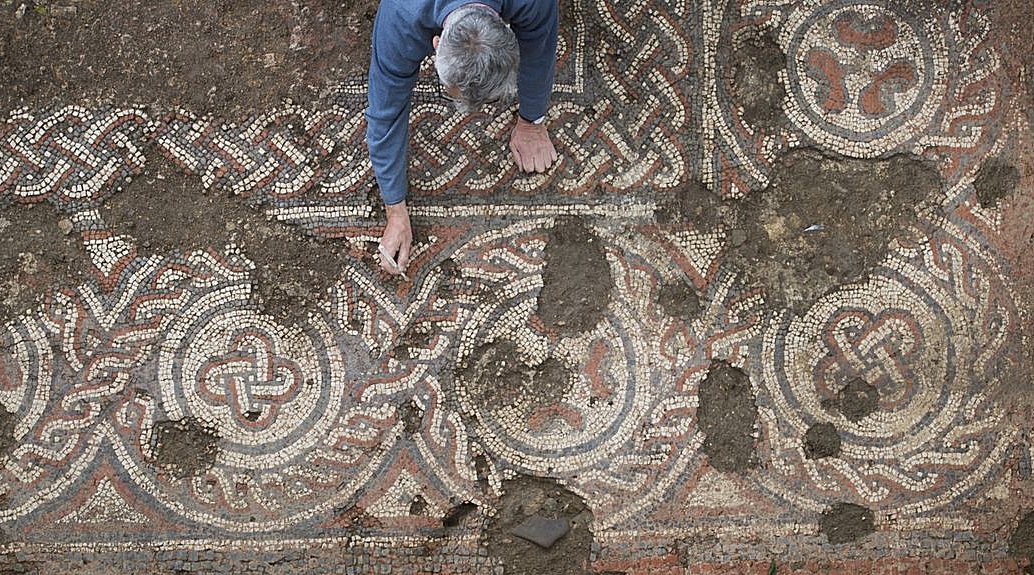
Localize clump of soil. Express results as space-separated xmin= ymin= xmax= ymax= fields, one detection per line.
xmin=408 ymin=495 xmax=428 ymax=516
xmin=698 ymin=361 xmax=758 ymax=473
xmin=728 ymin=150 xmax=939 ymax=311
xmin=398 ymin=399 xmax=424 ymax=436
xmin=803 ymin=422 xmax=841 ymax=459
xmin=819 ymin=502 xmax=875 ymax=544
xmin=391 ymin=324 xmax=436 ymax=361
xmin=537 ymin=218 xmax=613 ymax=335
xmin=101 ymin=153 xmax=355 ymax=325
xmin=974 ymin=158 xmax=1021 ymax=208
xmin=329 ymin=505 xmax=383 ymax=530
xmin=0 ymin=0 xmax=378 ymax=117
xmin=456 ymin=340 xmax=573 ymax=423
xmin=730 ymin=32 xmax=787 ymax=130
xmin=656 ymin=180 xmax=723 ymax=228
xmin=1010 ymin=510 xmax=1034 ymax=571
xmin=150 ymin=418 xmax=220 ymax=480
xmin=442 ymin=501 xmax=479 ymax=527
xmin=0 ymin=203 xmax=86 ymax=325
xmin=821 ymin=378 xmax=880 ymax=422
xmin=485 ymin=475 xmax=593 ymax=575
xmin=0 ymin=407 xmax=18 ymax=459
xmin=657 ymin=281 xmax=702 ymax=319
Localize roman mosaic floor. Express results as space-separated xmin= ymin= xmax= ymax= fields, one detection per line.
xmin=1 ymin=0 xmax=1033 ymax=572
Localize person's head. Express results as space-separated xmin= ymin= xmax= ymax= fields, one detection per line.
xmin=434 ymin=4 xmax=519 ymax=112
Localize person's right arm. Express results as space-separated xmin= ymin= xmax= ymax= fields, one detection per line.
xmin=365 ymin=3 xmax=427 ymax=274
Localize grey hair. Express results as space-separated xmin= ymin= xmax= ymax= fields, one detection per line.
xmin=435 ymin=5 xmax=519 ymax=112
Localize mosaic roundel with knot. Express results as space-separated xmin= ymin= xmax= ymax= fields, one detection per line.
xmin=158 ymin=305 xmax=344 ymax=470
xmin=754 ymin=220 xmax=1021 ymax=515
xmin=107 ymin=259 xmax=431 ymax=533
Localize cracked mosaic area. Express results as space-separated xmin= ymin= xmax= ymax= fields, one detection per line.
xmin=0 ymin=0 xmax=1032 ymax=572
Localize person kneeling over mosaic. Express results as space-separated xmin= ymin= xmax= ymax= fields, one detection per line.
xmin=366 ymin=0 xmax=559 ymax=276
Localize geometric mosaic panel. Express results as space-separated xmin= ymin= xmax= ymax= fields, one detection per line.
xmin=0 ymin=0 xmax=1031 ymax=572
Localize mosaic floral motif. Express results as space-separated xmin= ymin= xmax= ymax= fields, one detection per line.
xmin=706 ymin=0 xmax=1006 ymax=196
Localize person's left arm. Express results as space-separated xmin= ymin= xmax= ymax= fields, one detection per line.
xmin=510 ymin=0 xmax=558 ymax=122
xmin=507 ymin=0 xmax=560 ymax=173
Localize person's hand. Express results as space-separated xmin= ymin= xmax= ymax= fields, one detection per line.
xmin=509 ymin=115 xmax=558 ymax=173
xmin=379 ymin=201 xmax=412 ymax=277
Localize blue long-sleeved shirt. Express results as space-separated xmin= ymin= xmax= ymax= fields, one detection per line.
xmin=365 ymin=0 xmax=558 ymax=206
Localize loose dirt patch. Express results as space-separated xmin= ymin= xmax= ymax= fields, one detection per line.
xmin=730 ymin=32 xmax=787 ymax=131
xmin=537 ymin=218 xmax=613 ymax=336
xmin=0 ymin=0 xmax=378 ymax=117
xmin=657 ymin=281 xmax=702 ymax=320
xmin=456 ymin=340 xmax=573 ymax=423
xmin=442 ymin=501 xmax=479 ymax=528
xmin=150 ymin=417 xmax=220 ymax=480
xmin=0 ymin=202 xmax=85 ymax=325
xmin=803 ymin=422 xmax=841 ymax=460
xmin=392 ymin=323 xmax=436 ymax=362
xmin=102 ymin=153 xmax=356 ymax=325
xmin=1010 ymin=510 xmax=1034 ymax=572
xmin=974 ymin=158 xmax=1021 ymax=209
xmin=656 ymin=180 xmax=724 ymax=229
xmin=819 ymin=502 xmax=875 ymax=545
xmin=821 ymin=378 xmax=880 ymax=422
xmin=0 ymin=407 xmax=17 ymax=459
xmin=727 ymin=150 xmax=939 ymax=311
xmin=698 ymin=361 xmax=758 ymax=473
xmin=398 ymin=399 xmax=424 ymax=436
xmin=484 ymin=475 xmax=593 ymax=575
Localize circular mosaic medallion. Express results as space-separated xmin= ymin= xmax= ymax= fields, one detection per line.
xmin=158 ymin=296 xmax=343 ymax=470
xmin=455 ymin=294 xmax=654 ymax=474
xmin=781 ymin=0 xmax=948 ymax=155
xmin=756 ymin=225 xmax=1019 ymax=513
xmin=449 ymin=219 xmax=762 ymax=528
xmin=113 ymin=263 xmax=394 ymax=532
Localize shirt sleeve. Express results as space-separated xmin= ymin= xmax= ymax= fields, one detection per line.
xmin=365 ymin=4 xmax=427 ymax=206
xmin=511 ymin=0 xmax=559 ymax=122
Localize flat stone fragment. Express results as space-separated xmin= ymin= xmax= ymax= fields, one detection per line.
xmin=509 ymin=515 xmax=572 ymax=549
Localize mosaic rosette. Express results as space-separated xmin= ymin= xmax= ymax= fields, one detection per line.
xmin=706 ymin=0 xmax=1006 ymax=195
xmin=755 ymin=220 xmax=1021 ymax=515
xmin=449 ymin=219 xmax=764 ymax=528
xmin=779 ymin=0 xmax=949 ymax=157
